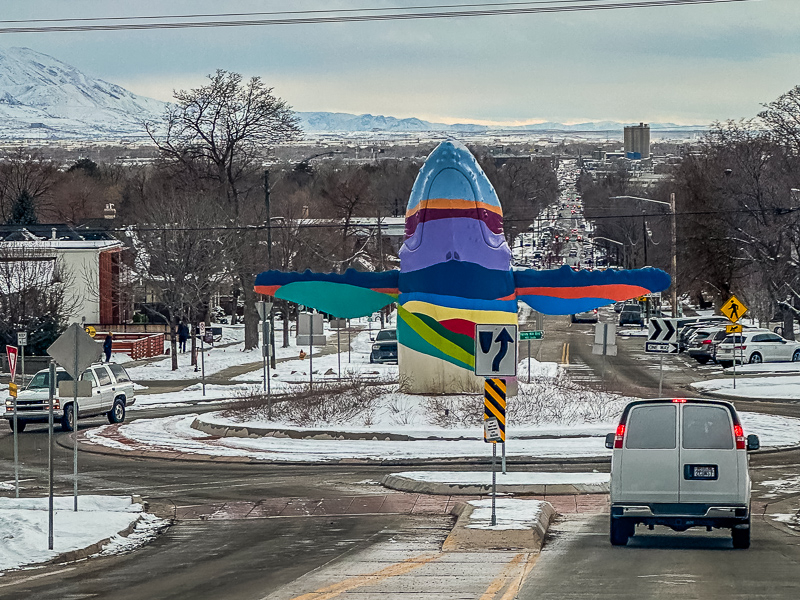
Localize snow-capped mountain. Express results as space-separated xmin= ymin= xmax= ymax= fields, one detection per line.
xmin=0 ymin=46 xmax=166 ymax=139
xmin=296 ymin=112 xmax=704 ymax=134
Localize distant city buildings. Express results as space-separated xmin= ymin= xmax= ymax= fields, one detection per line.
xmin=624 ymin=123 xmax=651 ymax=160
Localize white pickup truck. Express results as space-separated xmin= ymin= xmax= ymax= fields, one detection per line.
xmin=5 ymin=363 xmax=135 ymax=432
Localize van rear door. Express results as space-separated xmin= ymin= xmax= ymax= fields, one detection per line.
xmin=618 ymin=403 xmax=679 ymax=503
xmin=679 ymin=403 xmax=740 ymax=504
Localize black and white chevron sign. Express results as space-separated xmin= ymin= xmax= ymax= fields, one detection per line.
xmin=646 ymin=318 xmax=678 ymax=353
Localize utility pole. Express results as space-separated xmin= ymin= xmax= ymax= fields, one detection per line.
xmin=670 ymin=192 xmax=678 ymax=318
xmin=264 ymin=169 xmax=277 ymax=368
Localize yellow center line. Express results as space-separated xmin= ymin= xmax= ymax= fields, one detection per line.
xmin=498 ymin=553 xmax=539 ymax=600
xmin=479 ymin=553 xmax=525 ymax=600
xmin=289 ymin=552 xmax=443 ymax=600
xmin=560 ymin=342 xmax=570 ymax=365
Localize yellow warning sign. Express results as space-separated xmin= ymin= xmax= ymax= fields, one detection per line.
xmin=84 ymin=326 xmax=96 ymax=338
xmin=9 ymin=382 xmax=17 ymax=398
xmin=721 ymin=295 xmax=747 ymax=323
xmin=726 ymin=324 xmax=743 ymax=334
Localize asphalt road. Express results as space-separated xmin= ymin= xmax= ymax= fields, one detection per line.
xmin=1 ymin=310 xmax=799 ymax=599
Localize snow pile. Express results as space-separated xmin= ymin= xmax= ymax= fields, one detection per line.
xmin=0 ymin=495 xmax=145 ymax=573
xmin=391 ymin=471 xmax=609 ymax=486
xmin=467 ymin=498 xmax=549 ymax=531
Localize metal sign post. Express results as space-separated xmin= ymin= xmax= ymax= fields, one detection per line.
xmin=7 ymin=345 xmax=19 ymax=498
xmin=48 ymin=360 xmax=55 ymax=550
xmin=46 ymin=323 xmax=103 ymax=514
xmin=645 ymin=318 xmax=679 ymax=396
xmin=592 ymin=323 xmax=617 ymax=390
xmin=484 ymin=378 xmax=506 ymax=527
xmin=17 ymin=331 xmax=27 ymax=387
xmin=199 ymin=322 xmax=206 ymax=396
xmin=309 ymin=313 xmax=314 ymax=390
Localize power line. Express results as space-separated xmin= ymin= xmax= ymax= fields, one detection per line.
xmin=0 ymin=1 xmax=645 ymax=24
xmin=72 ymin=205 xmax=797 ymax=236
xmin=0 ymin=0 xmax=756 ymax=34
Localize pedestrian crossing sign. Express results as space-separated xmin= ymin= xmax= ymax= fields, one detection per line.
xmin=721 ymin=295 xmax=747 ymax=323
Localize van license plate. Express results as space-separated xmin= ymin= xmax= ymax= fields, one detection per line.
xmin=685 ymin=465 xmax=718 ymax=480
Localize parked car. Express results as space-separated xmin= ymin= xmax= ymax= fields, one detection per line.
xmin=716 ymin=330 xmax=800 ymax=367
xmin=5 ymin=363 xmax=135 ymax=432
xmin=613 ymin=301 xmax=625 ymax=313
xmin=370 ymin=329 xmax=398 ymax=364
xmin=571 ymin=309 xmax=599 ymax=323
xmin=619 ymin=305 xmax=644 ymax=326
xmin=606 ymin=398 xmax=759 ymax=548
xmin=677 ymin=317 xmax=730 ymax=351
xmin=687 ymin=326 xmax=728 ymax=364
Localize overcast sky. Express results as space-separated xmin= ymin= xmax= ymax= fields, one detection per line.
xmin=1 ymin=0 xmax=798 ymax=125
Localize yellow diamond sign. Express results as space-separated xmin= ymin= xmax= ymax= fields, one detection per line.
xmin=721 ymin=295 xmax=747 ymax=324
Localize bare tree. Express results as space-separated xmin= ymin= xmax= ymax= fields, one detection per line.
xmin=0 ymin=245 xmax=79 ymax=354
xmin=146 ymin=70 xmax=301 ymax=349
xmin=0 ymin=149 xmax=58 ymax=224
xmin=127 ymin=175 xmax=231 ymax=370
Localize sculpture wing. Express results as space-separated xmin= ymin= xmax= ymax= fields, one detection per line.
xmin=254 ymin=268 xmax=399 ymax=319
xmin=514 ymin=265 xmax=671 ymax=315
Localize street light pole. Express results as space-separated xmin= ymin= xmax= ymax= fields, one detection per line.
xmin=670 ymin=192 xmax=677 ymax=318
xmin=611 ymin=195 xmax=677 ymax=317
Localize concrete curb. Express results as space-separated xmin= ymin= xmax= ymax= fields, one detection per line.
xmin=189 ymin=416 xmax=603 ymax=443
xmin=48 ymin=516 xmax=142 ymax=565
xmin=381 ymin=473 xmax=609 ymax=496
xmin=45 ymin=496 xmax=150 ymax=566
xmin=442 ymin=501 xmax=556 ymax=551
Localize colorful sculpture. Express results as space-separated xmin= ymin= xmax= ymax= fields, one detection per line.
xmin=255 ymin=141 xmax=670 ymax=393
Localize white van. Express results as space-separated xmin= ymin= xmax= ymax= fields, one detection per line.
xmin=605 ymin=398 xmax=759 ymax=548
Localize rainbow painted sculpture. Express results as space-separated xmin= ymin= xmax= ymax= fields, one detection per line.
xmin=255 ymin=141 xmax=670 ymax=393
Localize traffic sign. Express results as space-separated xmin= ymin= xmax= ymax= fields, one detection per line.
xmin=17 ymin=332 xmax=27 ymax=347
xmin=721 ymin=295 xmax=747 ymax=323
xmin=9 ymin=382 xmax=17 ymax=398
xmin=520 ymin=330 xmax=543 ymax=340
xmin=199 ymin=322 xmax=206 ymax=337
xmin=646 ymin=318 xmax=678 ymax=353
xmin=256 ymin=301 xmax=273 ymax=320
xmin=475 ymin=324 xmax=518 ymax=377
xmin=726 ymin=324 xmax=743 ymax=334
xmin=84 ymin=326 xmax=96 ymax=338
xmin=592 ymin=323 xmax=617 ymax=356
xmin=484 ymin=378 xmax=506 ymax=443
xmin=6 ymin=345 xmax=18 ymax=380
xmin=47 ymin=323 xmax=102 ymax=378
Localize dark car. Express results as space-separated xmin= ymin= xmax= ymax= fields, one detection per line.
xmin=571 ymin=309 xmax=599 ymax=323
xmin=370 ymin=329 xmax=398 ymax=363
xmin=619 ymin=305 xmax=644 ymax=326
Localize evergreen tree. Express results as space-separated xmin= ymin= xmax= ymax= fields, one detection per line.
xmin=7 ymin=190 xmax=38 ymax=225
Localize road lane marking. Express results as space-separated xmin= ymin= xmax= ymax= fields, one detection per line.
xmin=561 ymin=342 xmax=569 ymax=365
xmin=498 ymin=553 xmax=539 ymax=600
xmin=479 ymin=553 xmax=524 ymax=600
xmin=288 ymin=552 xmax=442 ymax=600
xmin=0 ymin=567 xmax=77 ymax=589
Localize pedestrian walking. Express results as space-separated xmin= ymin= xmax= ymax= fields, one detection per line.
xmin=103 ymin=333 xmax=113 ymax=363
xmin=178 ymin=321 xmax=190 ymax=353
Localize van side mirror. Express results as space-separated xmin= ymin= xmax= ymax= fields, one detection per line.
xmin=747 ymin=434 xmax=760 ymax=451
xmin=605 ymin=433 xmax=615 ymax=449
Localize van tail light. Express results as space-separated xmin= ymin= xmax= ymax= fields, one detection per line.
xmin=614 ymin=424 xmax=625 ymax=449
xmin=672 ymin=398 xmax=687 ymax=403
xmin=734 ymin=424 xmax=745 ymax=450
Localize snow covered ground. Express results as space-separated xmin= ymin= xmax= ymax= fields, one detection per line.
xmin=691 ymin=375 xmax=800 ymax=400
xmin=467 ymin=498 xmax=549 ymax=531
xmin=0 ymin=495 xmax=164 ymax=574
xmin=83 ymin=408 xmax=800 ymax=462
xmin=391 ymin=471 xmax=609 ymax=487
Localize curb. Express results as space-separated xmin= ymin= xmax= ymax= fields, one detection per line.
xmin=381 ymin=473 xmax=609 ymax=496
xmin=48 ymin=515 xmax=143 ymax=565
xmin=442 ymin=501 xmax=556 ymax=551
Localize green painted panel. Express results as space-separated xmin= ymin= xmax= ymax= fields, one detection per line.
xmin=276 ymin=281 xmax=394 ymax=318
xmin=413 ymin=312 xmax=475 ymax=356
xmin=397 ymin=305 xmax=474 ymax=368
